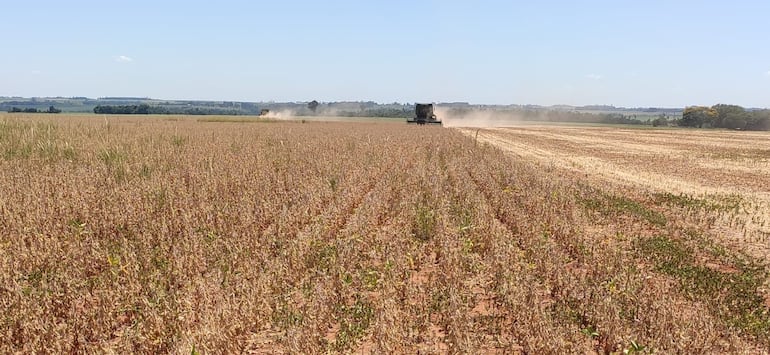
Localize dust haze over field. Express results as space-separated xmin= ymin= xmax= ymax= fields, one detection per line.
xmin=263 ymin=107 xmax=357 ymax=121
xmin=263 ymin=109 xmax=297 ymax=120
xmin=436 ymin=106 xmax=526 ymax=128
xmin=266 ymin=106 xmax=508 ymax=125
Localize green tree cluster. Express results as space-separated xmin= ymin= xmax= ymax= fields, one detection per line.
xmin=651 ymin=114 xmax=669 ymax=127
xmin=681 ymin=104 xmax=770 ymax=130
xmin=7 ymin=105 xmax=61 ymax=113
xmin=94 ymin=104 xmax=154 ymax=114
xmin=93 ymin=104 xmax=243 ymax=116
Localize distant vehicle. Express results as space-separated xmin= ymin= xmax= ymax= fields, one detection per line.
xmin=407 ymin=103 xmax=442 ymax=125
xmin=259 ymin=109 xmax=270 ymax=116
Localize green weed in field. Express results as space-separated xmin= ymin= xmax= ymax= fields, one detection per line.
xmin=636 ymin=235 xmax=770 ymax=339
xmin=654 ymin=192 xmax=742 ymax=212
xmin=579 ymin=191 xmax=667 ymax=227
xmin=330 ymin=296 xmax=374 ymax=351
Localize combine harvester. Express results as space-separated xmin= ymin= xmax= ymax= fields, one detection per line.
xmin=407 ymin=103 xmax=442 ymax=125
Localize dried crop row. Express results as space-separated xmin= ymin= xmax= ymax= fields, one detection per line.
xmin=0 ymin=114 xmax=768 ymax=353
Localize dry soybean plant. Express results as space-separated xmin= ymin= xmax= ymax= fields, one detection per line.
xmin=0 ymin=114 xmax=768 ymax=353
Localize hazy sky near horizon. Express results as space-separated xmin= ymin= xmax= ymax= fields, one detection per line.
xmin=2 ymin=0 xmax=769 ymax=107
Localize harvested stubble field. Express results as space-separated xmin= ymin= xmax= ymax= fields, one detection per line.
xmin=1 ymin=114 xmax=769 ymax=353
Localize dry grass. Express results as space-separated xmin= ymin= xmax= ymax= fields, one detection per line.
xmin=1 ymin=114 xmax=769 ymax=353
xmin=463 ymin=125 xmax=770 ymax=264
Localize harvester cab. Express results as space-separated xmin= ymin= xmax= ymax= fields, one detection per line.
xmin=407 ymin=103 xmax=442 ymax=125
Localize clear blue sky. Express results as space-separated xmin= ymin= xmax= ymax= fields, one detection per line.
xmin=2 ymin=0 xmax=769 ymax=107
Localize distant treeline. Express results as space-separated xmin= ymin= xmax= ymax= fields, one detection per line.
xmin=7 ymin=106 xmax=61 ymax=114
xmin=93 ymin=104 xmax=242 ymax=115
xmin=679 ymin=104 xmax=770 ymax=131
xmin=6 ymin=98 xmax=769 ymax=130
xmin=530 ymin=110 xmax=643 ymax=125
xmin=442 ymin=106 xmax=770 ymax=130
